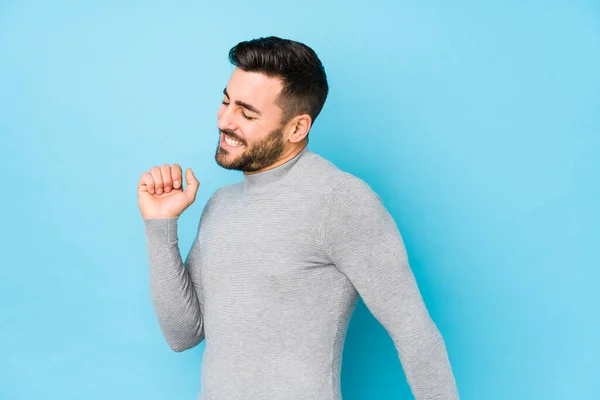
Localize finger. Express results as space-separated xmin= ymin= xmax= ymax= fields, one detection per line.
xmin=161 ymin=164 xmax=173 ymax=192
xmin=171 ymin=164 xmax=182 ymax=189
xmin=150 ymin=166 xmax=163 ymax=194
xmin=138 ymin=172 xmax=155 ymax=194
xmin=185 ymin=168 xmax=199 ymax=187
xmin=184 ymin=168 xmax=200 ymax=202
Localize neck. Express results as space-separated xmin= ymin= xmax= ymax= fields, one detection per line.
xmin=243 ymin=143 xmax=308 ymax=176
xmin=242 ymin=144 xmax=311 ymax=194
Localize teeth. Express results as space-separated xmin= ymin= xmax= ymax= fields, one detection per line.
xmin=225 ymin=135 xmax=242 ymax=147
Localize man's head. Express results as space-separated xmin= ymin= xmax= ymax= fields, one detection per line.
xmin=215 ymin=36 xmax=328 ymax=173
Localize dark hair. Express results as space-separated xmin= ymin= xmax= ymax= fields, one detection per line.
xmin=228 ymin=36 xmax=329 ymax=127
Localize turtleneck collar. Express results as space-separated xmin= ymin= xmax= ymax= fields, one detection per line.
xmin=243 ymin=145 xmax=311 ymax=194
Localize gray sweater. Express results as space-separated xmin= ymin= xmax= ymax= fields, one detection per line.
xmin=143 ymin=146 xmax=458 ymax=399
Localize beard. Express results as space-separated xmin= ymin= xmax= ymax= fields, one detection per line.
xmin=215 ymin=126 xmax=286 ymax=173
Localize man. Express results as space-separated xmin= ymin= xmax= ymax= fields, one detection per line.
xmin=137 ymin=36 xmax=459 ymax=400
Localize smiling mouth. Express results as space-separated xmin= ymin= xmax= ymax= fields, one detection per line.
xmin=222 ymin=132 xmax=244 ymax=148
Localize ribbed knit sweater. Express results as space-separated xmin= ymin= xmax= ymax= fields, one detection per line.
xmin=143 ymin=146 xmax=458 ymax=399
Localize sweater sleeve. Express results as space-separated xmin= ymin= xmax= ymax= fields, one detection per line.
xmin=143 ymin=214 xmax=205 ymax=352
xmin=320 ymin=177 xmax=459 ymax=399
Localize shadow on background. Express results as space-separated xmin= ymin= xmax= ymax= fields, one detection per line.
xmin=342 ymin=298 xmax=414 ymax=399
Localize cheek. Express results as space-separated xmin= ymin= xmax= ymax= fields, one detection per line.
xmin=241 ymin=122 xmax=265 ymax=142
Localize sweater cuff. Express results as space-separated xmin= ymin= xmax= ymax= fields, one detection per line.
xmin=143 ymin=217 xmax=179 ymax=244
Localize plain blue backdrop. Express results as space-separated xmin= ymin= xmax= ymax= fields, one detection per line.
xmin=1 ymin=0 xmax=599 ymax=399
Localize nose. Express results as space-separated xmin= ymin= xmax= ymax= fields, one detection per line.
xmin=217 ymin=105 xmax=237 ymax=132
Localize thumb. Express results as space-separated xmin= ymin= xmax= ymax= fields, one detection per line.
xmin=184 ymin=168 xmax=200 ymax=202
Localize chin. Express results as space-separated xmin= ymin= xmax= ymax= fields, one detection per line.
xmin=215 ymin=153 xmax=237 ymax=170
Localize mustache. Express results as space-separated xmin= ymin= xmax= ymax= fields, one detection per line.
xmin=220 ymin=129 xmax=246 ymax=145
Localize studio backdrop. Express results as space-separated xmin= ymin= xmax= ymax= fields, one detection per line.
xmin=1 ymin=1 xmax=598 ymax=399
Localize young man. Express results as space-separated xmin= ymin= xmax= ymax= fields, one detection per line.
xmin=138 ymin=36 xmax=459 ymax=400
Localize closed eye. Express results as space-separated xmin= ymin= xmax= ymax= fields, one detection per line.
xmin=221 ymin=100 xmax=255 ymax=120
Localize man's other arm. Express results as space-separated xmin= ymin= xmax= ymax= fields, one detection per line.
xmin=321 ymin=177 xmax=459 ymax=399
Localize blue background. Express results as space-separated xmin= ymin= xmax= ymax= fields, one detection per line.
xmin=1 ymin=1 xmax=599 ymax=399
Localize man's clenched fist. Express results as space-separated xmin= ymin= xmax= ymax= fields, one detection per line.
xmin=137 ymin=164 xmax=199 ymax=219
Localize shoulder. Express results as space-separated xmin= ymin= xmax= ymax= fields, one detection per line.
xmin=209 ymin=181 xmax=244 ymax=201
xmin=327 ymin=174 xmax=382 ymax=210
xmin=199 ymin=182 xmax=242 ymax=218
xmin=296 ymin=150 xmax=383 ymax=206
xmin=300 ymin=151 xmax=376 ymax=194
xmin=333 ymin=175 xmax=378 ymax=198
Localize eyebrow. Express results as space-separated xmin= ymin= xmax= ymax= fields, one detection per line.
xmin=223 ymin=88 xmax=262 ymax=116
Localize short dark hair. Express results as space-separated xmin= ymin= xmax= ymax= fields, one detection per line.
xmin=228 ymin=36 xmax=329 ymax=127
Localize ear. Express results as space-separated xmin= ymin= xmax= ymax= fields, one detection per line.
xmin=286 ymin=114 xmax=312 ymax=143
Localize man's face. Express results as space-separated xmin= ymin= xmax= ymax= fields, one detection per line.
xmin=215 ymin=68 xmax=288 ymax=173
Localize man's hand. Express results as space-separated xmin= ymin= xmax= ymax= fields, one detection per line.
xmin=137 ymin=164 xmax=200 ymax=219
